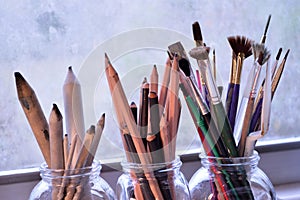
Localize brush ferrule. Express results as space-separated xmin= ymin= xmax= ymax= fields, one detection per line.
xmin=233 ymin=52 xmax=245 ymax=84
xmin=230 ymin=53 xmax=237 ymax=83
xmin=187 ymin=78 xmax=209 ymax=115
xmin=271 ymin=59 xmax=286 ymax=94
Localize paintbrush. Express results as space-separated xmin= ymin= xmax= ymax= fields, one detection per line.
xmin=260 ymin=15 xmax=271 ymax=44
xmin=168 ymin=42 xmax=198 ymax=88
xmin=271 ymin=49 xmax=290 ymax=100
xmin=192 ymin=22 xmax=211 ymax=104
xmin=250 ymin=48 xmax=282 ymax=132
xmin=244 ymin=57 xmax=272 ymax=157
xmin=237 ymin=44 xmax=270 ymax=157
xmin=226 ymin=36 xmax=253 ymax=130
xmin=189 ymin=46 xmax=238 ymax=157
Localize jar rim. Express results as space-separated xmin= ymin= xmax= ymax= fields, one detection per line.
xmin=121 ymin=156 xmax=182 ymax=172
xmin=199 ymin=150 xmax=260 ymax=166
xmin=39 ymin=159 xmax=102 ymax=179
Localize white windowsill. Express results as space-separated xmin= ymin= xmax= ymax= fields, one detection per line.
xmin=276 ymin=182 xmax=300 ymax=200
xmin=0 ymin=138 xmax=299 ymax=199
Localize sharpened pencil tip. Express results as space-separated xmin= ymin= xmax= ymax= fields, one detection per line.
xmin=89 ymin=125 xmax=96 ymax=134
xmin=14 ymin=72 xmax=25 ymax=82
xmin=167 ymin=50 xmax=173 ymax=60
xmin=142 ymin=77 xmax=147 ymax=84
xmin=98 ymin=113 xmax=105 ymax=127
xmin=51 ymin=103 xmax=63 ymax=120
xmin=104 ymin=53 xmax=111 ymax=68
xmin=68 ymin=66 xmax=72 ymax=71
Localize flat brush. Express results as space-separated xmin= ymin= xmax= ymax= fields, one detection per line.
xmin=192 ymin=21 xmax=204 ymax=47
xmin=226 ymin=36 xmax=253 ymax=130
xmin=168 ymin=42 xmax=198 ymax=87
xmin=189 ymin=46 xmax=238 ymax=157
xmin=192 ymin=22 xmax=211 ymax=104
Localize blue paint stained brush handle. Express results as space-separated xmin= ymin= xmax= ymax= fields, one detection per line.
xmin=228 ymin=84 xmax=240 ymax=130
xmin=225 ymin=83 xmax=234 ymax=116
xmin=250 ymin=97 xmax=263 ymax=132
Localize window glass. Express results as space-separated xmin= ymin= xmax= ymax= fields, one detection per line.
xmin=1 ymin=0 xmax=299 ymax=171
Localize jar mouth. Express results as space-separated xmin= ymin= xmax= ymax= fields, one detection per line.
xmin=121 ymin=156 xmax=182 ymax=172
xmin=40 ymin=159 xmax=102 ymax=179
xmin=199 ymin=150 xmax=260 ymax=167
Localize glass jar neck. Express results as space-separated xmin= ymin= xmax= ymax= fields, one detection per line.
xmin=39 ymin=160 xmax=102 ymax=184
xmin=200 ymin=150 xmax=260 ymax=172
xmin=121 ymin=156 xmax=182 ymax=174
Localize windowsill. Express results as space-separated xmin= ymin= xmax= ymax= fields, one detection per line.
xmin=275 ymin=182 xmax=300 ymax=200
xmin=0 ymin=138 xmax=299 ymax=199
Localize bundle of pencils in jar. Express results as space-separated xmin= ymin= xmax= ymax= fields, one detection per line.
xmin=105 ymin=53 xmax=191 ymax=199
xmin=15 ymin=68 xmax=115 ymax=200
xmin=178 ymin=16 xmax=289 ymax=199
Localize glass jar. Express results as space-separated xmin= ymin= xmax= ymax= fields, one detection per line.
xmin=29 ymin=160 xmax=116 ymax=200
xmin=189 ymin=151 xmax=276 ymax=200
xmin=116 ymin=157 xmax=191 ymax=200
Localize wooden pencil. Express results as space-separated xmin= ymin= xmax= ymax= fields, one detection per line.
xmin=65 ymin=125 xmax=95 ymax=200
xmin=104 ymin=53 xmax=164 ymax=200
xmin=86 ymin=113 xmax=105 ymax=166
xmin=166 ymin=55 xmax=180 ymax=160
xmin=49 ymin=104 xmax=64 ymax=170
xmin=150 ymin=65 xmax=159 ymax=93
xmin=159 ymin=57 xmax=172 ymax=111
xmin=138 ymin=82 xmax=149 ymax=148
xmin=147 ymin=92 xmax=164 ymax=163
xmin=63 ymin=66 xmax=85 ymax=160
xmin=14 ymin=72 xmax=51 ymax=167
xmin=57 ymin=135 xmax=78 ymax=200
xmin=63 ymin=134 xmax=69 ymax=168
xmin=49 ymin=104 xmax=64 ymax=200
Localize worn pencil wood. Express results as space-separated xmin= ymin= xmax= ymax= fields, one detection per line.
xmin=14 ymin=72 xmax=51 ymax=167
xmin=63 ymin=66 xmax=85 ymax=160
xmin=150 ymin=65 xmax=158 ymax=93
xmin=105 ymin=53 xmax=164 ymax=200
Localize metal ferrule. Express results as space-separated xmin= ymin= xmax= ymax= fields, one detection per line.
xmin=187 ymin=78 xmax=210 ymax=115
xmin=271 ymin=59 xmax=286 ymax=94
xmin=234 ymin=52 xmax=245 ymax=84
xmin=230 ymin=53 xmax=237 ymax=83
xmin=197 ymin=59 xmax=220 ymax=104
xmin=250 ymin=63 xmax=262 ymax=98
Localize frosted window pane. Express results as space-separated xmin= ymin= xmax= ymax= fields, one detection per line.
xmin=1 ymin=0 xmax=299 ymax=171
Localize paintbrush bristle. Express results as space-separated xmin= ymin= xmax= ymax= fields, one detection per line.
xmin=261 ymin=15 xmax=272 ymax=44
xmin=189 ymin=46 xmax=210 ymax=60
xmin=227 ymin=35 xmax=253 ymax=58
xmin=179 ymin=58 xmax=191 ymax=76
xmin=276 ymin=48 xmax=283 ymax=60
xmin=252 ymin=43 xmax=270 ymax=65
xmin=192 ymin=21 xmax=203 ymax=42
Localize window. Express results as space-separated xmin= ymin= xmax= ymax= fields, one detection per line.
xmin=1 ymin=0 xmax=299 ymax=173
